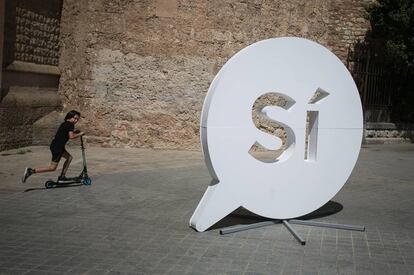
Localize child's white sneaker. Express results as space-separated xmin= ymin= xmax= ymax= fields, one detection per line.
xmin=22 ymin=168 xmax=33 ymax=183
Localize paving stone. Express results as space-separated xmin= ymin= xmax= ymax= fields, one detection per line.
xmin=0 ymin=144 xmax=413 ymax=274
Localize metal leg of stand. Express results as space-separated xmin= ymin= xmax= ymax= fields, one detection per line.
xmin=282 ymin=220 xmax=306 ymax=245
xmin=218 ymin=218 xmax=364 ymax=246
xmin=220 ymin=220 xmax=280 ymax=235
xmin=289 ymin=219 xmax=365 ymax=231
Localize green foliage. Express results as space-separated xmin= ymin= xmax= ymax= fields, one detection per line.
xmin=368 ymin=0 xmax=414 ymax=67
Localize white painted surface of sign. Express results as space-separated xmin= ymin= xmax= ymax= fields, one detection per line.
xmin=190 ymin=37 xmax=363 ymax=232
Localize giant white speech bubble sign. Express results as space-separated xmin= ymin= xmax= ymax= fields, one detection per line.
xmin=190 ymin=37 xmax=363 ymax=232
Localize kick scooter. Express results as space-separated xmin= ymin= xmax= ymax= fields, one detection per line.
xmin=45 ymin=135 xmax=92 ymax=188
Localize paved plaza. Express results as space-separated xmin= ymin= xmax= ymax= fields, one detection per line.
xmin=0 ymin=143 xmax=413 ymax=274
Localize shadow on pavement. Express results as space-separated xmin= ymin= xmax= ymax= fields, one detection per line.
xmin=208 ymin=200 xmax=343 ymax=231
xmin=24 ymin=183 xmax=83 ymax=192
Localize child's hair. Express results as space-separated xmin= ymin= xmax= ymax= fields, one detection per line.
xmin=64 ymin=110 xmax=81 ymax=121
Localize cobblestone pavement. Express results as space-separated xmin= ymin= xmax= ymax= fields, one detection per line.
xmin=0 ymin=144 xmax=413 ymax=274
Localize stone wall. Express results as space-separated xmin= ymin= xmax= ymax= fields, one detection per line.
xmin=0 ymin=86 xmax=60 ymax=149
xmin=58 ymin=0 xmax=372 ymax=150
xmin=0 ymin=0 xmax=62 ymax=151
xmin=365 ymin=122 xmax=414 ymax=144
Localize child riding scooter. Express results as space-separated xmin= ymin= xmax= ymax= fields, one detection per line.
xmin=22 ymin=110 xmax=91 ymax=187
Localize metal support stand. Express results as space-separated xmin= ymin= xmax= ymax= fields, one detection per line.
xmin=289 ymin=219 xmax=365 ymax=231
xmin=282 ymin=220 xmax=306 ymax=245
xmin=220 ymin=218 xmax=365 ymax=245
xmin=219 ymin=220 xmax=281 ymax=235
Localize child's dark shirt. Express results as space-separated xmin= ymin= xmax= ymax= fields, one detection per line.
xmin=50 ymin=121 xmax=74 ymax=152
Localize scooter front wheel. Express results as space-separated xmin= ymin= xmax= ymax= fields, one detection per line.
xmin=45 ymin=180 xmax=54 ymax=189
xmin=82 ymin=178 xmax=92 ymax=185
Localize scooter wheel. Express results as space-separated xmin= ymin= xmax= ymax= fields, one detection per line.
xmin=45 ymin=180 xmax=54 ymax=189
xmin=83 ymin=178 xmax=92 ymax=185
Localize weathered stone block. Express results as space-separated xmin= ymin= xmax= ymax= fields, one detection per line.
xmin=0 ymin=86 xmax=60 ymax=151
xmin=32 ymin=110 xmax=65 ymax=146
xmin=56 ymin=0 xmax=372 ymax=149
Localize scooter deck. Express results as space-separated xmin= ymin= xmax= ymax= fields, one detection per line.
xmin=57 ymin=179 xmax=82 ymax=184
xmin=60 ymin=176 xmax=81 ymax=182
xmin=45 ymin=177 xmax=91 ymax=188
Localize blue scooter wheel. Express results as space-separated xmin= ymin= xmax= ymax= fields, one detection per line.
xmin=45 ymin=180 xmax=54 ymax=189
xmin=83 ymin=178 xmax=92 ymax=185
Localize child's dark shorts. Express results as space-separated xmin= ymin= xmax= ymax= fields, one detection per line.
xmin=50 ymin=146 xmax=67 ymax=162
